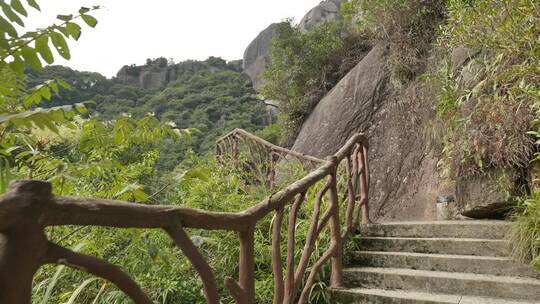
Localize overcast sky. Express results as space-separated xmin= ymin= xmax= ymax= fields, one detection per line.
xmin=25 ymin=1 xmax=321 ymax=78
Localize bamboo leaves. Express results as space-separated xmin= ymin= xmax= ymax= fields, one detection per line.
xmin=0 ymin=0 xmax=100 ymax=75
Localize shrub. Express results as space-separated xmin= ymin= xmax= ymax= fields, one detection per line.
xmin=434 ymin=0 xmax=540 ymax=178
xmin=32 ymin=158 xmax=337 ymax=304
xmin=347 ymin=0 xmax=447 ymax=84
xmin=508 ymin=194 xmax=540 ymax=270
xmin=262 ymin=20 xmax=369 ymax=145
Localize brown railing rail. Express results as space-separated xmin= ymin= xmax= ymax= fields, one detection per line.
xmin=0 ymin=129 xmax=370 ymax=304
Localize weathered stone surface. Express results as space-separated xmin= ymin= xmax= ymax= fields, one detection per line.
xmin=342 ymin=267 xmax=540 ymax=301
xmin=292 ymin=44 xmax=388 ymax=156
xmin=354 ymin=237 xmax=508 ymax=257
xmin=350 ymin=250 xmax=540 ymax=278
xmin=358 ymin=221 xmax=510 ymax=239
xmin=298 ymin=0 xmax=346 ymax=32
xmin=451 ymin=47 xmax=479 ymax=71
xmin=140 ymin=69 xmax=173 ymax=90
xmin=242 ymin=23 xmax=279 ymax=91
xmin=116 ymin=57 xmax=241 ymax=90
xmin=243 ymin=1 xmax=346 ymax=90
xmin=263 ymin=99 xmax=279 ymax=125
xmin=291 ymin=43 xmax=450 ymax=221
xmin=116 ymin=66 xmax=173 ymax=89
xmin=456 ymin=168 xmax=517 ymax=219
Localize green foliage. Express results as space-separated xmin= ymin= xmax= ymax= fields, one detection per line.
xmin=255 ymin=122 xmax=282 ymax=145
xmin=262 ymin=20 xmax=368 ymax=143
xmin=33 ymin=158 xmax=334 ymax=304
xmin=509 ymin=194 xmax=540 ymax=270
xmin=140 ymin=69 xmax=267 ymax=170
xmin=347 ymin=0 xmax=446 ymax=84
xmin=0 ymin=2 xmax=107 ymax=187
xmin=28 ymin=60 xmax=268 ymax=171
xmin=0 ymin=2 xmax=99 ymax=72
xmin=434 ymin=0 xmax=539 ymax=178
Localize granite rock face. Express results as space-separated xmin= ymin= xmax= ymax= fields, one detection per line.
xmin=243 ymin=0 xmax=347 ymax=90
xmin=291 ymin=44 xmax=387 ymax=157
xmin=242 ymin=23 xmax=279 ymax=91
xmin=115 ymin=58 xmax=242 ymax=90
xmin=291 ymin=44 xmax=452 ymax=221
xmin=298 ymin=0 xmax=347 ymax=32
xmin=455 ymin=168 xmax=517 ymax=219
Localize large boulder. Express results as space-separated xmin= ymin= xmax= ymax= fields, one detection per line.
xmin=243 ymin=0 xmax=347 ymax=90
xmin=242 ymin=23 xmax=279 ymax=91
xmin=291 ymin=44 xmax=452 ymax=221
xmin=455 ymin=168 xmax=517 ymax=219
xmin=292 ymin=44 xmax=388 ymax=156
xmin=298 ymin=0 xmax=347 ymax=32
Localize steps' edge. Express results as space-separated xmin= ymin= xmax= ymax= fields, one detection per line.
xmin=359 ymin=221 xmax=510 ymax=239
xmin=344 ymin=267 xmax=540 ymax=285
xmin=354 ymin=236 xmax=509 ymax=257
xmin=330 ymin=288 xmax=537 ymax=304
xmin=348 ymin=251 xmax=540 ymax=279
xmin=342 ymin=267 xmax=540 ymax=300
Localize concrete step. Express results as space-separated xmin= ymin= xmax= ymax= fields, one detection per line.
xmin=329 ymin=288 xmax=539 ymax=304
xmin=360 ymin=221 xmax=509 ymax=239
xmin=348 ymin=251 xmax=539 ymax=278
xmin=343 ymin=267 xmax=540 ymax=301
xmin=355 ymin=236 xmax=508 ymax=257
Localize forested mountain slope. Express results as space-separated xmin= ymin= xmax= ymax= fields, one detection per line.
xmin=26 ymin=57 xmax=270 ymax=169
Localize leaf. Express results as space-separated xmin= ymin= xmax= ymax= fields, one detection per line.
xmin=10 ymin=0 xmax=27 ymax=16
xmin=65 ymin=22 xmax=81 ymax=40
xmin=50 ymin=31 xmax=70 ymax=59
xmin=0 ymin=33 xmax=8 ymax=49
xmin=81 ymin=14 xmax=97 ymax=27
xmin=133 ymin=189 xmax=149 ymax=202
xmin=56 ymin=14 xmax=73 ymax=21
xmin=35 ymin=35 xmax=53 ymax=64
xmin=21 ymin=46 xmax=42 ymax=70
xmin=0 ymin=15 xmax=18 ymax=37
xmin=26 ymin=0 xmax=40 ymax=11
xmin=40 ymin=265 xmax=66 ymax=304
xmin=9 ymin=56 xmax=24 ymax=74
xmin=57 ymin=78 xmax=70 ymax=89
xmin=49 ymin=81 xmax=58 ymax=95
xmin=0 ymin=157 xmax=10 ymax=194
xmin=74 ymin=103 xmax=88 ymax=114
xmin=66 ymin=278 xmax=100 ymax=304
xmin=0 ymin=2 xmax=24 ymax=26
xmin=39 ymin=85 xmax=51 ymax=100
xmin=79 ymin=7 xmax=90 ymax=14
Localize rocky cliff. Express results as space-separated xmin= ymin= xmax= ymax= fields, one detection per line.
xmin=242 ymin=23 xmax=279 ymax=91
xmin=298 ymin=0 xmax=346 ymax=32
xmin=242 ymin=0 xmax=347 ymax=90
xmin=116 ymin=57 xmax=243 ymax=90
xmin=289 ymin=43 xmax=449 ymax=221
xmin=290 ymin=37 xmax=524 ymax=221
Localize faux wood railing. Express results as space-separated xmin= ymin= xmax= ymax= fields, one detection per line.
xmin=216 ymin=129 xmax=326 ymax=189
xmin=0 ymin=129 xmax=370 ymax=304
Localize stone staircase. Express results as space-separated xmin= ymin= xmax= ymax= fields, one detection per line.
xmin=330 ymin=221 xmax=540 ymax=303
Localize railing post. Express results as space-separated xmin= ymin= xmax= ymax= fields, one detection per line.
xmin=239 ymin=225 xmax=256 ymax=304
xmin=327 ymin=158 xmax=343 ymax=287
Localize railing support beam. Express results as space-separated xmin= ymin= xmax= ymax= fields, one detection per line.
xmin=328 ymin=169 xmax=344 ymax=287
xmin=238 ymin=225 xmax=256 ymax=304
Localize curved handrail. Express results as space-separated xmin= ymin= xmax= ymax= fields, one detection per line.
xmin=0 ymin=129 xmax=371 ymax=304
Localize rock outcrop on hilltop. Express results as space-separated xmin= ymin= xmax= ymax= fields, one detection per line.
xmin=242 ymin=23 xmax=279 ymax=91
xmin=243 ymin=0 xmax=347 ymax=90
xmin=116 ymin=57 xmax=242 ymax=90
xmin=298 ymin=0 xmax=346 ymax=32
